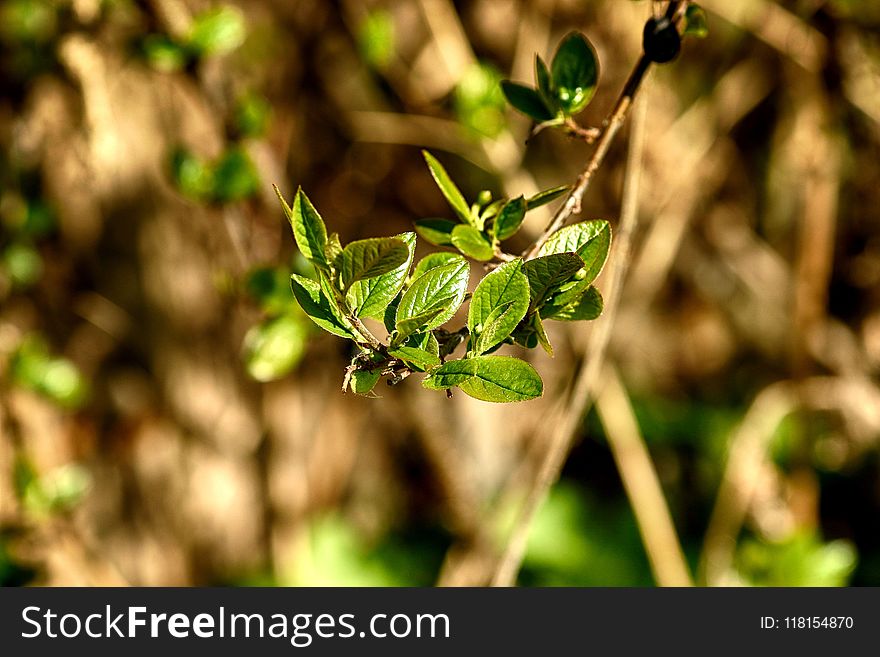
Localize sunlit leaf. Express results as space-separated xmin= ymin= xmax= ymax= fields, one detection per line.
xmin=501 ymin=81 xmax=554 ymax=122
xmin=451 ymin=224 xmax=494 ymax=261
xmin=188 ymin=6 xmax=246 ymax=56
xmin=389 ymin=346 xmax=441 ymax=372
xmin=276 ymin=187 xmax=329 ymax=268
xmin=290 ymin=274 xmax=355 ymax=339
xmin=523 ymin=252 xmax=584 ymax=310
xmin=243 ymin=315 xmax=308 ymax=382
xmin=422 ymin=355 xmax=543 ymax=403
xmin=550 ymin=32 xmax=599 ymax=115
xmin=348 ymin=232 xmax=416 ymax=319
xmin=422 ymin=150 xmax=472 ymax=225
xmin=415 ymin=218 xmax=456 ymax=246
xmin=493 ymin=196 xmax=526 ymax=241
xmin=396 ymin=256 xmax=469 ymax=339
xmin=538 ymin=219 xmax=611 ymax=284
xmin=336 ymin=237 xmax=409 ymax=293
xmin=468 ymin=259 xmax=530 ymax=355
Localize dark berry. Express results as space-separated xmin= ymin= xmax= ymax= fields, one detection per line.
xmin=643 ymin=17 xmax=681 ymax=64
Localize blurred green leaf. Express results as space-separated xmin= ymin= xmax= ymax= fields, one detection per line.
xmin=22 ymin=463 xmax=91 ymax=515
xmin=736 ymin=532 xmax=857 ymax=587
xmin=171 ymin=148 xmax=213 ymax=199
xmin=143 ymin=34 xmax=188 ymax=72
xmin=2 ymin=243 xmax=42 ymax=287
xmin=243 ymin=315 xmax=308 ymax=382
xmin=235 ymin=92 xmax=272 ymax=137
xmin=454 ymin=62 xmax=506 ymax=138
xmin=358 ymin=9 xmax=395 ymax=70
xmin=0 ymin=0 xmax=57 ymax=44
xmin=684 ymin=5 xmax=709 ymax=39
xmin=550 ymin=32 xmax=599 ymax=115
xmin=9 ymin=335 xmax=88 ymax=409
xmin=188 ymin=6 xmax=246 ymax=56
xmin=212 ymin=148 xmax=259 ymax=202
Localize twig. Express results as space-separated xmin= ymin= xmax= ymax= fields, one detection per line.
xmin=523 ymin=0 xmax=685 ymax=260
xmin=490 ymin=79 xmax=652 ymax=587
xmin=596 ymin=366 xmax=693 ymax=587
xmin=522 ymin=54 xmax=650 ymax=260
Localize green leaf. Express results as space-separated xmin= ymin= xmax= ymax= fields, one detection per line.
xmin=395 ymin=301 xmax=455 ymax=339
xmin=550 ymin=32 xmax=599 ymax=115
xmin=348 ymin=232 xmax=416 ymax=319
xmin=523 ymin=252 xmax=585 ymax=310
xmin=684 ymin=5 xmax=709 ymax=39
xmin=501 ymin=81 xmax=554 ymax=122
xmin=538 ymin=219 xmax=611 ymax=284
xmin=414 ymin=218 xmax=457 ymax=246
xmin=422 ymin=355 xmax=543 ymax=403
xmin=143 ymin=34 xmax=188 ymax=72
xmin=544 ymin=285 xmax=603 ymax=321
xmin=212 ymin=148 xmax=259 ymax=203
xmin=422 ymin=150 xmax=472 ymax=225
xmin=468 ymin=259 xmax=530 ymax=355
xmin=336 ymin=237 xmax=409 ymax=293
xmin=411 ymin=252 xmax=463 ymax=281
xmin=290 ymin=274 xmax=355 ymax=339
xmin=188 ymin=6 xmax=246 ymax=56
xmin=389 ymin=346 xmax=441 ymax=371
xmin=350 ymin=368 xmax=382 ymax=395
xmin=493 ymin=196 xmax=527 ymax=241
xmin=535 ymin=55 xmax=557 ymax=112
xmin=451 ymin=224 xmax=494 ymax=261
xmin=396 ymin=257 xmax=470 ymax=339
xmin=533 ymin=313 xmax=553 ymax=356
xmin=527 ymin=185 xmax=569 ymax=210
xmin=358 ymin=9 xmax=396 ymax=70
xmin=243 ymin=315 xmax=308 ymax=382
xmin=276 ymin=186 xmax=329 ymax=268
xmin=171 ymin=148 xmax=213 ymax=199
xmin=480 ymin=199 xmax=506 ymax=223
xmin=324 ymin=232 xmax=343 ymax=264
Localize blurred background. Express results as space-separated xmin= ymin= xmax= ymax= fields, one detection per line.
xmin=1 ymin=0 xmax=879 ymax=587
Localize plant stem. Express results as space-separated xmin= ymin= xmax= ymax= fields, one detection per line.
xmin=491 ymin=60 xmax=653 ymax=587
xmin=523 ymin=55 xmax=651 ymax=260
xmin=522 ymin=0 xmax=688 ymax=260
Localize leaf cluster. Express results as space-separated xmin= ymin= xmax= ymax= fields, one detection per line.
xmin=276 ymin=156 xmax=610 ymax=402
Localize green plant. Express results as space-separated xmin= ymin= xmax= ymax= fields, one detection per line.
xmin=275 ymin=2 xmax=705 ymax=403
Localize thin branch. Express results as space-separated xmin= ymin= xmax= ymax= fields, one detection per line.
xmin=523 ymin=0 xmax=687 ymax=260
xmin=490 ymin=81 xmax=652 ymax=586
xmin=597 ymin=366 xmax=693 ymax=587
xmin=523 ymin=55 xmax=651 ymax=260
